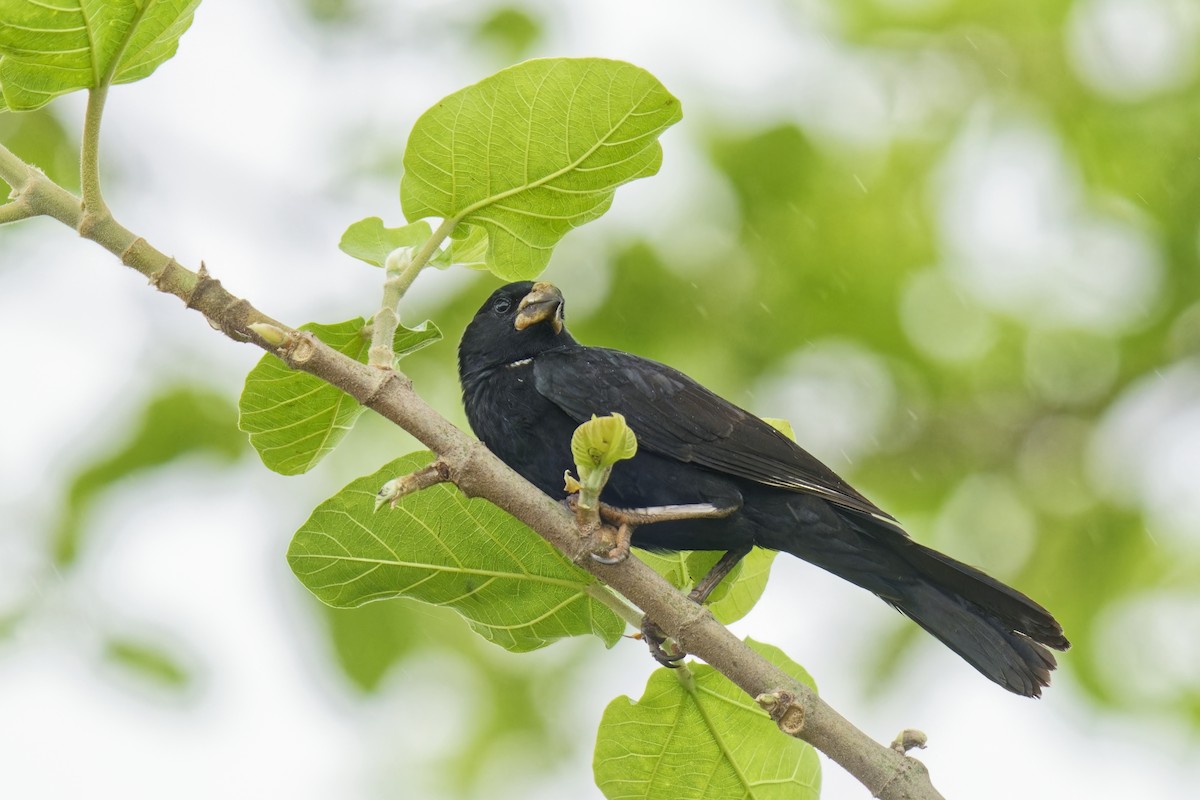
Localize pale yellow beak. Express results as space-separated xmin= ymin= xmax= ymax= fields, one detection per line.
xmin=515 ymin=282 xmax=564 ymax=334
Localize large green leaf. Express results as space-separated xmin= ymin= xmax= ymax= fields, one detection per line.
xmin=401 ymin=57 xmax=682 ymax=280
xmin=288 ymin=453 xmax=625 ymax=651
xmin=0 ymin=0 xmax=200 ymax=111
xmin=594 ymin=639 xmax=820 ymax=800
xmin=238 ymin=318 xmax=440 ymax=475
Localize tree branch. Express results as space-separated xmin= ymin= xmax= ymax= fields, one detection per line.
xmin=1 ymin=142 xmax=943 ymax=800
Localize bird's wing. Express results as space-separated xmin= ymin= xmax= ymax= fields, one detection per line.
xmin=533 ymin=347 xmax=897 ymax=523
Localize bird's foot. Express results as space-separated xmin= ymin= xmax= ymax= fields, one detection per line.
xmin=571 ymin=498 xmax=738 ymax=566
xmin=638 ymin=618 xmax=685 ymax=667
xmin=590 ymin=522 xmax=633 ymax=565
xmin=564 ymin=496 xmax=634 ymax=564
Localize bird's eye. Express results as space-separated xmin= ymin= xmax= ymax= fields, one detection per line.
xmin=493 ymin=297 xmax=512 ymax=315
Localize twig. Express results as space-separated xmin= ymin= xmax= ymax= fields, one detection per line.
xmin=374 ymin=458 xmax=451 ymax=510
xmin=368 ymin=247 xmax=420 ymax=368
xmin=0 ymin=140 xmax=944 ymax=800
xmin=0 ymin=199 xmax=35 ymax=225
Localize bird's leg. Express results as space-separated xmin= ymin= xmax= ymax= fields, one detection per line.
xmin=590 ymin=502 xmax=737 ymax=563
xmin=687 ymin=543 xmax=755 ymax=605
xmin=641 ymin=542 xmax=754 ymax=667
xmin=598 ymin=502 xmax=737 ymax=528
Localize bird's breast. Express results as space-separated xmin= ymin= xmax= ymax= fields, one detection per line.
xmin=462 ymin=364 xmax=577 ymax=496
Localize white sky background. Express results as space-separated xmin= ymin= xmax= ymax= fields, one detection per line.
xmin=1 ymin=0 xmax=1198 ymax=798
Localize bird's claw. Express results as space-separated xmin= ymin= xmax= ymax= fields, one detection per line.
xmin=640 ymin=618 xmax=686 ymax=667
xmin=566 ymin=496 xmax=634 ymax=564
xmin=589 ymin=549 xmax=626 ymax=565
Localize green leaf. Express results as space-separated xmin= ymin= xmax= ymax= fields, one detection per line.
xmin=430 ymin=222 xmax=489 ymax=270
xmin=0 ymin=0 xmax=200 ymax=112
xmin=705 ymin=548 xmax=776 ymax=623
xmin=288 ymin=453 xmax=625 ymax=651
xmin=339 ymin=217 xmax=432 ymax=267
xmin=401 ymin=57 xmax=682 ymax=280
xmin=238 ymin=318 xmax=441 ymax=475
xmin=595 ymin=639 xmax=820 ymax=800
xmin=637 ymin=548 xmax=777 ymax=625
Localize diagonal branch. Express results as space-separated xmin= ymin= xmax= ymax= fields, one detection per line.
xmin=0 ymin=142 xmax=943 ymax=800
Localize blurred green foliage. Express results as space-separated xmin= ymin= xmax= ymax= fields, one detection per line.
xmin=472 ymin=6 xmax=542 ymax=60
xmin=323 ymin=597 xmax=599 ymax=795
xmin=54 ymin=385 xmax=245 ymax=566
xmin=103 ymin=635 xmax=194 ymax=691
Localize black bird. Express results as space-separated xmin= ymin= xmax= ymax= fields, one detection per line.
xmin=459 ymin=281 xmax=1070 ymax=697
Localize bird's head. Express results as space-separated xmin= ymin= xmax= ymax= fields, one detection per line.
xmin=459 ymin=281 xmax=574 ymax=376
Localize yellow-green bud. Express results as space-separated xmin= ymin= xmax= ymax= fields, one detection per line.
xmin=567 ymin=414 xmax=638 ymax=511
xmin=571 ymin=413 xmax=638 ymax=476
xmin=248 ymin=322 xmax=288 ymax=347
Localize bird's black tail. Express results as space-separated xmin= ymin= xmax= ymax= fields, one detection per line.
xmin=756 ymin=505 xmax=1070 ymax=697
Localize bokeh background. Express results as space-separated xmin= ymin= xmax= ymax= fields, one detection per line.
xmin=3 ymin=0 xmax=1199 ymax=797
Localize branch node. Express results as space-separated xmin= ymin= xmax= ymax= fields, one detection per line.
xmin=287 ymin=331 xmax=319 ymax=365
xmin=76 ymin=208 xmax=113 ymax=239
xmin=184 ymin=260 xmax=218 ymax=310
xmin=123 ymin=236 xmax=149 ymax=266
xmin=149 ymin=255 xmax=187 ymax=293
xmin=362 ymin=367 xmax=404 ymax=406
xmin=756 ymin=689 xmax=806 ymax=736
xmin=874 ymin=742 xmax=933 ymax=800
xmin=890 ymin=728 xmax=928 ymax=754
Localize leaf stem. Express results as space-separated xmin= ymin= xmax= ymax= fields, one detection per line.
xmin=583 ymin=582 xmax=644 ymax=629
xmin=81 ymin=85 xmax=111 ymax=219
xmin=409 ymin=215 xmax=460 ymax=272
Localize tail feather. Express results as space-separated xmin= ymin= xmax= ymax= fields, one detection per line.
xmin=757 ymin=501 xmax=1070 ymax=697
xmin=891 ymin=579 xmax=1061 ymax=697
